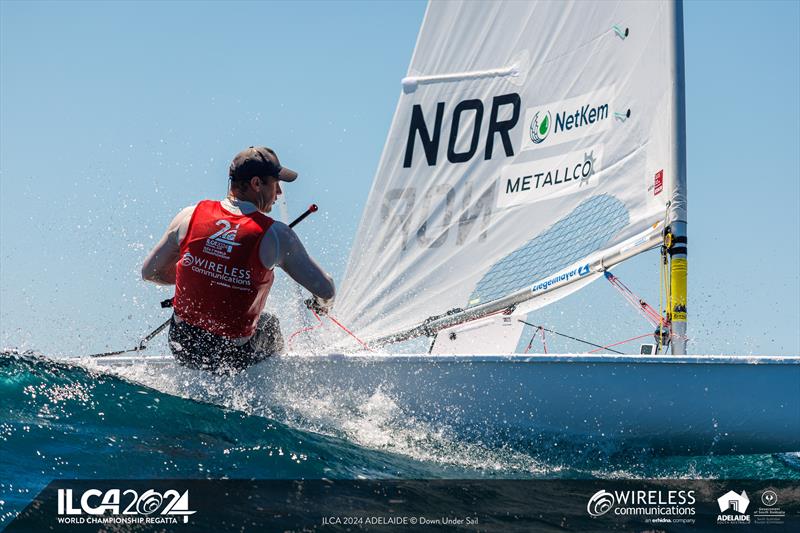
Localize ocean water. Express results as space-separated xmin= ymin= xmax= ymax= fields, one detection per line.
xmin=1 ymin=352 xmax=798 ymax=528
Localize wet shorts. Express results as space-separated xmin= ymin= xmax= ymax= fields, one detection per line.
xmin=168 ymin=313 xmax=284 ymax=373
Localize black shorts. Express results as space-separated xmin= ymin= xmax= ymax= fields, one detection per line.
xmin=168 ymin=313 xmax=284 ymax=373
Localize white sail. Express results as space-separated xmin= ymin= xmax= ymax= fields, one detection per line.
xmin=337 ymin=0 xmax=685 ymax=347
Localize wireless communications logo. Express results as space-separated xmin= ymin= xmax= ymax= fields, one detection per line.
xmin=587 ymin=490 xmax=615 ymax=517
xmin=586 ymin=488 xmax=696 ymax=524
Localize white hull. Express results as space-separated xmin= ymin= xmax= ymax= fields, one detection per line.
xmin=75 ymin=353 xmax=800 ymax=456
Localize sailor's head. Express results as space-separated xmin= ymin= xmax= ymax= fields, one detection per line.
xmin=228 ymin=146 xmax=298 ymax=213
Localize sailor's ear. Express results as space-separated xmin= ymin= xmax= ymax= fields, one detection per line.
xmin=249 ymin=176 xmax=263 ymax=190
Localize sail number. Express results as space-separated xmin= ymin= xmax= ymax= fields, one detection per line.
xmin=403 ymin=93 xmax=520 ymax=167
xmin=380 ymin=183 xmax=495 ymax=251
xmin=381 ymin=93 xmax=520 ymax=251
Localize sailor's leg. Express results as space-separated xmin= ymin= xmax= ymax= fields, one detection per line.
xmin=168 ymin=316 xmax=228 ymax=371
xmin=168 ymin=316 xmax=204 ymax=368
xmin=248 ymin=312 xmax=285 ymax=357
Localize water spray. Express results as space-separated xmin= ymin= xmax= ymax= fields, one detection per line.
xmin=88 ymin=203 xmax=319 ymax=358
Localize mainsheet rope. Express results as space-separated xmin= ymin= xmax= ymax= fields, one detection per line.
xmin=519 ymin=320 xmax=625 ymax=355
xmin=287 ymin=309 xmax=374 ymax=352
xmin=586 ymin=333 xmax=654 ymax=354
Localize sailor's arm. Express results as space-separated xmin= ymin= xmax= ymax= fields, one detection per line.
xmin=141 ymin=206 xmax=195 ymax=285
xmin=262 ymin=221 xmax=335 ymax=308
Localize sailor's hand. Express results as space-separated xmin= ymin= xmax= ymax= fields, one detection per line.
xmin=305 ymin=297 xmax=330 ymax=315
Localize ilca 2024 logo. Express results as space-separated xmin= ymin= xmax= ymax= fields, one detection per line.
xmin=204 ymin=219 xmax=242 ymax=260
xmin=57 ymin=488 xmax=196 ymax=525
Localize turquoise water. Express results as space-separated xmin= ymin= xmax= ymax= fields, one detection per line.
xmin=1 ymin=352 xmax=798 ymax=527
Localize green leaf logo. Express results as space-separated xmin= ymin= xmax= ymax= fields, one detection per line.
xmin=530 ymin=111 xmax=551 ymax=144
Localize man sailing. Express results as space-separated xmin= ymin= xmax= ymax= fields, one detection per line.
xmin=142 ymin=146 xmax=335 ymax=372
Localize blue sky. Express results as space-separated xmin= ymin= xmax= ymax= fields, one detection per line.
xmin=1 ymin=0 xmax=798 ymax=355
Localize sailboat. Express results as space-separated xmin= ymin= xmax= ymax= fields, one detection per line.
xmin=75 ymin=0 xmax=799 ymax=455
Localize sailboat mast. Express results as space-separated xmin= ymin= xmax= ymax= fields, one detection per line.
xmin=669 ymin=0 xmax=689 ymax=355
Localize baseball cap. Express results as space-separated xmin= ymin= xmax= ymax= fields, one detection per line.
xmin=229 ymin=146 xmax=298 ymax=182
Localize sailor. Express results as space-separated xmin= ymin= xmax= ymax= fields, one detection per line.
xmin=142 ymin=146 xmax=335 ymax=372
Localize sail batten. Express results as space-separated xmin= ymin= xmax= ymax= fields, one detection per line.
xmin=402 ymin=64 xmax=520 ymax=92
xmin=337 ymin=0 xmax=685 ymax=350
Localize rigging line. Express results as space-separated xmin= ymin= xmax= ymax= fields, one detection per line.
xmin=609 ymin=275 xmax=661 ymax=323
xmin=604 ymin=272 xmax=663 ymax=326
xmin=524 ymin=326 xmax=549 ymax=355
xmin=587 ymin=333 xmax=654 ymax=354
xmin=286 ymin=313 xmax=325 ymax=351
xmin=312 ymin=310 xmax=375 ymax=352
xmin=87 ymin=317 xmax=171 ymax=358
xmin=523 ymin=327 xmax=538 ymax=354
xmin=517 ymin=320 xmax=624 ymax=355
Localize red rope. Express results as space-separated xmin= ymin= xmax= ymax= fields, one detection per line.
xmin=524 ymin=326 xmax=548 ymax=354
xmin=587 ymin=333 xmax=653 ymax=354
xmin=286 ymin=312 xmax=324 ymax=350
xmin=605 ymin=272 xmax=663 ymax=327
xmin=286 ymin=309 xmax=374 ymax=352
xmin=286 ymin=299 xmax=376 ymax=351
xmin=325 ymin=312 xmax=374 ymax=352
xmin=524 ymin=333 xmax=535 ymax=354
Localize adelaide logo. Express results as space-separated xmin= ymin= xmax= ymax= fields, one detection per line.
xmin=718 ymin=490 xmax=749 ymax=514
xmin=717 ymin=490 xmax=751 ymax=524
xmin=529 ymin=110 xmax=552 ymax=144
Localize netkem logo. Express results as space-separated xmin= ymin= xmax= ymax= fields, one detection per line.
xmin=521 ymin=87 xmax=614 ymax=151
xmin=536 ymin=101 xmax=608 ymax=141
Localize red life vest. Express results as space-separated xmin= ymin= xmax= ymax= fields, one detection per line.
xmin=173 ymin=200 xmax=275 ymax=338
